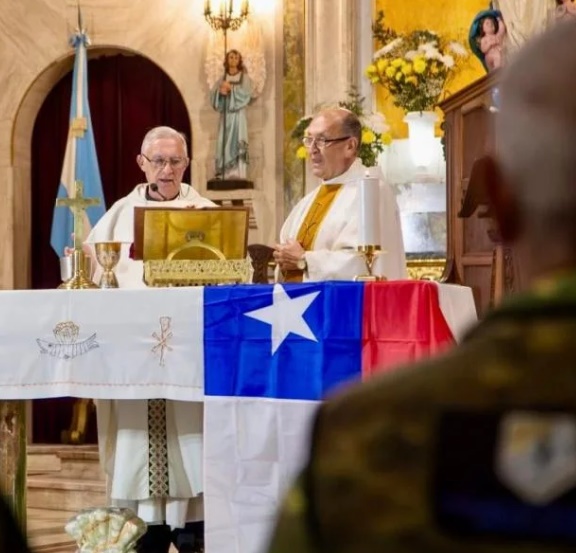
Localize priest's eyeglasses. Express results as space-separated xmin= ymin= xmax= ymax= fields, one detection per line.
xmin=141 ymin=153 xmax=188 ymax=170
xmin=302 ymin=136 xmax=351 ymax=150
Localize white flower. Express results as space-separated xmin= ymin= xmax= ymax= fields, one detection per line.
xmin=419 ymin=43 xmax=441 ymax=60
xmin=441 ymin=55 xmax=455 ymax=68
xmin=447 ymin=41 xmax=468 ymax=56
xmin=404 ymin=50 xmax=418 ymax=61
xmin=362 ymin=112 xmax=389 ymax=135
xmin=373 ymin=37 xmax=403 ymax=59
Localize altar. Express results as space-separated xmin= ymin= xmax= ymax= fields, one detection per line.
xmin=0 ymin=280 xmax=476 ymax=553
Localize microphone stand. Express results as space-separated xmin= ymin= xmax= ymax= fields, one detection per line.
xmin=149 ymin=183 xmax=168 ymax=201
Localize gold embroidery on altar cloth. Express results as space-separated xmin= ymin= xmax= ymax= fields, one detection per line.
xmin=36 ymin=321 xmax=99 ymax=359
xmin=151 ymin=317 xmax=173 ymax=366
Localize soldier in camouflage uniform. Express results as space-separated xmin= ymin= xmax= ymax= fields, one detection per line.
xmin=267 ymin=20 xmax=576 ymax=553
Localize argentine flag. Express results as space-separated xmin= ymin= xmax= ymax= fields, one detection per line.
xmin=50 ymin=23 xmax=106 ymax=256
xmin=203 ymin=280 xmax=456 ymax=553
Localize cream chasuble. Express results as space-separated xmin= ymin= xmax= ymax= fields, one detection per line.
xmin=278 ymin=160 xmax=406 ymax=282
xmin=283 ymin=184 xmax=342 ymax=283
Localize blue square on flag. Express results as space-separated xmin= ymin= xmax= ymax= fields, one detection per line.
xmin=204 ymin=282 xmax=364 ymax=400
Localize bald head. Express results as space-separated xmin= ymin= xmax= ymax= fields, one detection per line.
xmin=304 ymin=108 xmax=361 ymax=180
xmin=497 ymin=22 xmax=576 ymax=229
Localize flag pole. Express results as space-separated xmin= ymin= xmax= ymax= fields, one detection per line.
xmin=50 ymin=2 xmax=106 ymax=264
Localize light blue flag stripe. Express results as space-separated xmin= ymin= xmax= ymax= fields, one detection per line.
xmin=50 ymin=30 xmax=106 ymax=256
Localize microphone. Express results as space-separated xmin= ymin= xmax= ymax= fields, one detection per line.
xmin=149 ymin=183 xmax=167 ymax=201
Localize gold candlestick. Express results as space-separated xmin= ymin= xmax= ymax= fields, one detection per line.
xmin=59 ymin=249 xmax=98 ymax=289
xmin=354 ymin=245 xmax=386 ymax=282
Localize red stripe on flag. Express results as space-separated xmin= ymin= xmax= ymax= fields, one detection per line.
xmin=361 ymin=280 xmax=455 ymax=378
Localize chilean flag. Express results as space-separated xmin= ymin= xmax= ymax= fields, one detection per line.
xmin=202 ymin=280 xmax=455 ymax=553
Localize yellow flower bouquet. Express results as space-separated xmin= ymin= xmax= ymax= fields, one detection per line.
xmin=366 ymin=25 xmax=467 ymax=113
xmin=292 ymin=88 xmax=392 ymax=168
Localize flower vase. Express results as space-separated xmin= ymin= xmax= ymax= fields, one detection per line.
xmin=403 ymin=111 xmax=438 ymax=169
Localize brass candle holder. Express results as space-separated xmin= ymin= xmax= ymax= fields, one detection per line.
xmin=354 ymin=245 xmax=386 ymax=282
xmin=95 ymin=242 xmax=122 ymax=289
xmin=59 ymin=249 xmax=98 ymax=289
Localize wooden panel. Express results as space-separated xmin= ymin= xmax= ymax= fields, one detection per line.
xmin=463 ymin=214 xmax=493 ymax=255
xmin=439 ymin=71 xmax=503 ymax=309
xmin=461 ymin=104 xmax=490 ymax=180
xmin=463 ymin=265 xmax=493 ymax=316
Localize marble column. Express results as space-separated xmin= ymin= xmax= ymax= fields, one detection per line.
xmin=305 ymin=0 xmax=358 ymax=110
xmin=302 ymin=0 xmax=374 ymax=193
xmin=0 ymin=401 xmax=26 ymax=529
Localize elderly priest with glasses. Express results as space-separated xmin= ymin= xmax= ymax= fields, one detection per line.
xmin=274 ymin=108 xmax=406 ymax=282
xmin=84 ymin=126 xmax=215 ymax=553
xmin=85 ymin=125 xmax=215 ymax=288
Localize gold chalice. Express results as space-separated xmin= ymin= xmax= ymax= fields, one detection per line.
xmin=95 ymin=242 xmax=122 ymax=288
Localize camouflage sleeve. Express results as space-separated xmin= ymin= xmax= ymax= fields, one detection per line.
xmin=266 ymin=474 xmax=319 ymax=553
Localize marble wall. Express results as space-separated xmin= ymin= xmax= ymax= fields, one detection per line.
xmin=0 ymin=0 xmax=284 ymax=289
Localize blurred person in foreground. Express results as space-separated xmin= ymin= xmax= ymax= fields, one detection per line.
xmin=267 ymin=21 xmax=576 ymax=553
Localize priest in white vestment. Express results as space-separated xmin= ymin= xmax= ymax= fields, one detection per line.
xmin=85 ymin=126 xmax=215 ymax=553
xmin=274 ymin=108 xmax=406 ymax=282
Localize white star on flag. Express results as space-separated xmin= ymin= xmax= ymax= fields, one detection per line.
xmin=244 ymin=284 xmax=321 ymax=355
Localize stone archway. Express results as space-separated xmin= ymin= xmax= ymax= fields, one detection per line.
xmin=11 ymin=46 xmax=191 ymax=291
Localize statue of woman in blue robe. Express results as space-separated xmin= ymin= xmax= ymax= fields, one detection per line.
xmin=210 ymin=49 xmax=254 ymax=180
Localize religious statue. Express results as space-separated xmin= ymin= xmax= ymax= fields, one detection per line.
xmin=555 ymin=0 xmax=576 ymax=21
xmin=204 ymin=17 xmax=266 ymax=187
xmin=210 ymin=49 xmax=254 ymax=180
xmin=469 ymin=9 xmax=507 ymax=72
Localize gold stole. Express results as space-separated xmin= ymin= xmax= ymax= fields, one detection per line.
xmin=283 ymin=184 xmax=342 ymax=283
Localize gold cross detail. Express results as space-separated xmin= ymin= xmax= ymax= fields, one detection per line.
xmin=56 ymin=180 xmax=101 ymax=250
xmin=71 ymin=117 xmax=87 ymax=137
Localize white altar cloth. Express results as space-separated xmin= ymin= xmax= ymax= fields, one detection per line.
xmin=0 ymin=287 xmax=205 ymax=400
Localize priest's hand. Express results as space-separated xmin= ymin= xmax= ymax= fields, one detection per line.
xmin=273 ymin=239 xmax=306 ymax=271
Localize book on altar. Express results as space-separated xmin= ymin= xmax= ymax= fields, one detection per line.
xmin=132 ymin=206 xmax=249 ymax=261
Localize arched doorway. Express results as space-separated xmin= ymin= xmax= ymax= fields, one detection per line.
xmin=31 ymin=51 xmax=191 ymax=443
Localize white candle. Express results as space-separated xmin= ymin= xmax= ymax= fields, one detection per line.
xmin=358 ymin=177 xmax=381 ymax=246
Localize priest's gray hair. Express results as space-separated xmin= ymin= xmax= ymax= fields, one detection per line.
xmin=141 ymin=126 xmax=189 ymax=158
xmin=340 ymin=109 xmax=362 ymax=154
xmin=316 ymin=107 xmax=361 ymax=153
xmin=497 ymin=22 xmax=576 ymax=235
